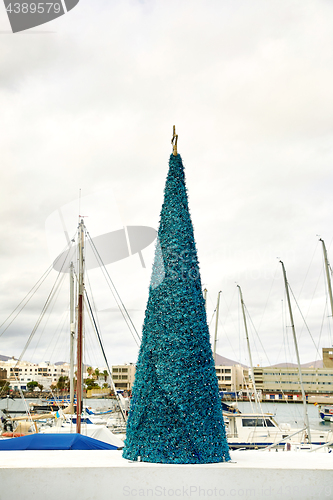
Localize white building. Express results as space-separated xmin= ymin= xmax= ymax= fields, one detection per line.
xmin=0 ymin=358 xmax=70 ymax=391
xmin=111 ymin=364 xmax=136 ymax=392
xmin=215 ymin=364 xmax=250 ymax=393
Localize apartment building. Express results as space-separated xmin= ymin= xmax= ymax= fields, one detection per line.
xmin=111 ymin=364 xmax=136 ymax=391
xmin=215 ymin=364 xmax=250 ymax=392
xmin=323 ymin=348 xmax=333 ymax=369
xmin=0 ymin=358 xmax=70 ymax=391
xmin=253 ymin=366 xmax=333 ymax=397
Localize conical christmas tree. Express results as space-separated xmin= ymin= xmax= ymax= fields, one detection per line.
xmin=122 ymin=135 xmax=230 ymax=464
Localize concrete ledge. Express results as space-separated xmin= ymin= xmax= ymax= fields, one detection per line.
xmin=0 ymin=450 xmax=332 ymax=500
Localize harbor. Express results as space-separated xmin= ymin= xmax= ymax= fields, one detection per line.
xmin=1 ymin=131 xmax=333 ymax=499
xmin=1 ymin=398 xmax=332 ymax=431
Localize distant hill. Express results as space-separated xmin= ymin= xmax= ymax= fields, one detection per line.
xmin=269 ymin=360 xmax=324 ymax=368
xmin=0 ymin=355 xmax=11 ymax=361
xmin=301 ymin=359 xmax=324 ymax=368
xmin=215 ymin=353 xmax=248 ymax=368
xmin=269 ymin=362 xmax=298 ymax=368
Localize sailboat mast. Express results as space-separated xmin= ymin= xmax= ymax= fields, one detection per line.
xmin=319 ymin=239 xmax=333 ymax=320
xmin=280 ymin=261 xmax=311 ymax=443
xmin=69 ymin=262 xmax=75 ymax=412
xmin=213 ymin=291 xmax=221 ymax=363
xmin=237 ymin=285 xmax=259 ymax=410
xmin=76 ymin=219 xmax=85 ymax=434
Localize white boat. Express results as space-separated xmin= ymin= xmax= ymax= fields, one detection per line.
xmin=224 ymin=410 xmax=333 ymax=450
xmin=318 ymin=404 xmax=333 ymax=422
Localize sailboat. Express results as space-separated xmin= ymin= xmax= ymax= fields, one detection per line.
xmin=315 ymin=239 xmax=333 ymax=422
xmin=0 ymin=219 xmax=126 ymax=448
xmin=223 ymin=283 xmax=333 ymax=451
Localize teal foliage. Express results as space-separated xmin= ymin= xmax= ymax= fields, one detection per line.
xmin=122 ymin=154 xmax=230 ymax=463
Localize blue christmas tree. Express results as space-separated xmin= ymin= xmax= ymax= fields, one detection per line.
xmin=122 ymin=144 xmax=230 ymax=464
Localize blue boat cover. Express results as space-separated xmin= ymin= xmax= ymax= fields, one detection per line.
xmin=0 ymin=433 xmax=118 ymax=450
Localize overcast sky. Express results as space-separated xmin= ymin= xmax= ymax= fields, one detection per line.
xmin=1 ymin=0 xmax=333 ymax=370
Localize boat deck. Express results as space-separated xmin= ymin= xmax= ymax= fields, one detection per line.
xmin=0 ymin=449 xmax=332 ymax=500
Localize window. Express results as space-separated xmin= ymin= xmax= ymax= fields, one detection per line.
xmin=225 ymin=376 xmax=231 ymax=381
xmin=242 ymin=418 xmax=275 ymax=427
xmin=113 ymin=368 xmax=119 ymax=372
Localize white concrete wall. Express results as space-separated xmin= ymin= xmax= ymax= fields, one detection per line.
xmin=0 ymin=450 xmax=332 ymax=500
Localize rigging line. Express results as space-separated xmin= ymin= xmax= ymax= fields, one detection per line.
xmin=242 ymin=372 xmax=255 ymax=414
xmin=85 ymin=269 xmax=102 ymax=335
xmin=13 ymin=371 xmax=34 ymax=424
xmin=15 ymin=243 xmax=75 ymax=365
xmin=30 ymin=271 xmax=67 ymax=359
xmin=298 ymin=240 xmax=319 ymax=298
xmin=86 ymin=232 xmax=141 ymax=342
xmin=257 ymin=262 xmax=280 ymax=333
xmin=288 ymin=284 xmax=321 ymax=358
xmin=86 ymin=231 xmax=140 ymax=340
xmin=0 ymin=263 xmax=54 ymax=338
xmin=0 ymin=233 xmax=76 ymax=339
xmin=17 ymin=270 xmax=67 ymax=365
xmin=275 ymin=300 xmax=285 ymax=363
xmin=218 ymin=289 xmax=240 ymax=361
xmin=244 ymin=303 xmax=271 ymax=367
xmin=208 ymin=308 xmax=216 ymax=327
xmin=297 ymin=248 xmax=325 ymax=349
xmin=84 ymin=290 xmax=127 ymax=423
xmin=44 ymin=311 xmax=69 ymax=363
xmin=316 ymin=300 xmax=326 ymax=357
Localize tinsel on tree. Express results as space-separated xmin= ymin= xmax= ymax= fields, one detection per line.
xmin=122 ymin=146 xmax=230 ymax=464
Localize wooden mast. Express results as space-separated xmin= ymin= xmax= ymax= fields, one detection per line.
xmin=76 ymin=219 xmax=85 ymax=434
xmin=69 ymin=262 xmax=75 ymax=413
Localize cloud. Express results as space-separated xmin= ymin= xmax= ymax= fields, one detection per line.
xmin=1 ymin=0 xmax=333 ymax=366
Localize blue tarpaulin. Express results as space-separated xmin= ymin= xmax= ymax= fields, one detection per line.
xmin=0 ymin=433 xmax=118 ymax=450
